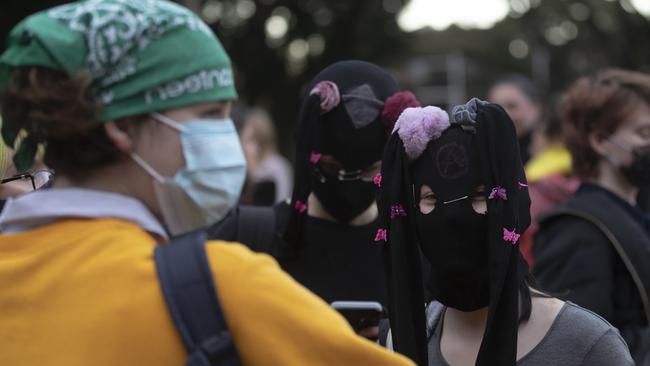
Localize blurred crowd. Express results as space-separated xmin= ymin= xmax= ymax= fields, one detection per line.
xmin=0 ymin=1 xmax=648 ymax=366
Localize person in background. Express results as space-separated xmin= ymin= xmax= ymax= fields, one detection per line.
xmin=518 ymin=114 xmax=580 ymax=267
xmin=378 ymin=99 xmax=632 ymax=365
xmin=278 ymin=60 xmax=420 ymax=307
xmin=488 ymin=74 xmax=543 ymax=164
xmin=239 ymin=107 xmax=293 ymax=206
xmin=533 ymin=69 xmax=650 ymax=364
xmin=0 ymin=118 xmax=54 ymax=205
xmin=0 ymin=2 xmax=414 ymax=365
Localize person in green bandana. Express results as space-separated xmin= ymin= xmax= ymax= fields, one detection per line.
xmin=0 ymin=1 xmax=415 ymax=365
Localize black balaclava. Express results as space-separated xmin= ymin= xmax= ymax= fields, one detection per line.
xmin=412 ymin=127 xmax=490 ymax=312
xmin=377 ymin=99 xmax=531 ymax=366
xmin=284 ymin=60 xmax=420 ymax=248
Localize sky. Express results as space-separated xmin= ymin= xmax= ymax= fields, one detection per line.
xmin=397 ymin=0 xmax=650 ymax=32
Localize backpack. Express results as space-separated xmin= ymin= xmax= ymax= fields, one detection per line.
xmin=154 ymin=230 xmax=241 ymax=366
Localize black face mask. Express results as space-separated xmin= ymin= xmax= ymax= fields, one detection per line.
xmin=312 ymin=171 xmax=376 ymax=224
xmin=621 ymin=145 xmax=650 ymax=187
xmin=413 ymin=129 xmax=490 ymax=311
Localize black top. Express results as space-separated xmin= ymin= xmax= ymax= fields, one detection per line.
xmin=208 ymin=202 xmax=386 ymax=306
xmin=533 ymin=183 xmax=650 ymax=363
xmin=275 ymin=202 xmax=386 ymax=305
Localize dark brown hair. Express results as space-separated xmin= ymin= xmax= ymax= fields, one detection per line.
xmin=1 ymin=67 xmax=134 ymax=180
xmin=560 ymin=68 xmax=650 ymax=179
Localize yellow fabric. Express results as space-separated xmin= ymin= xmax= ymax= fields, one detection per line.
xmin=524 ymin=144 xmax=573 ymax=183
xmin=0 ymin=219 xmax=413 ymax=366
xmin=0 ymin=117 xmax=10 ymax=178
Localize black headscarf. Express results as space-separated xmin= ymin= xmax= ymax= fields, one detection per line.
xmin=377 ymin=99 xmax=531 ymax=365
xmin=284 ymin=60 xmax=420 ymax=248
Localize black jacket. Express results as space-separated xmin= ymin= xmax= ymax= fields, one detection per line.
xmin=533 ymin=183 xmax=650 ymax=362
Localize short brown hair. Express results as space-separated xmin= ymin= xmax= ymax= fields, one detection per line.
xmin=560 ymin=69 xmax=650 ymax=179
xmin=1 ymin=67 xmax=139 ymax=180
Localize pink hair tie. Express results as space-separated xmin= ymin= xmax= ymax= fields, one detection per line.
xmin=374 ymin=228 xmax=388 ymax=242
xmin=390 ymin=204 xmax=407 ymax=219
xmin=488 ymin=186 xmax=508 ymax=201
xmin=518 ymin=182 xmax=528 ymax=189
xmin=309 ymin=151 xmax=322 ymax=164
xmin=503 ymin=228 xmax=521 ymax=244
xmin=373 ymin=173 xmax=382 ymax=187
xmin=310 ymin=81 xmax=340 ymax=113
xmin=394 ymin=106 xmax=450 ymax=161
xmin=294 ymin=200 xmax=308 ymax=214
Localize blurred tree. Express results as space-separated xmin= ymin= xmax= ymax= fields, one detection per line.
xmin=1 ymin=0 xmax=649 ymax=156
xmin=193 ymin=0 xmax=409 ymax=157
xmin=397 ymin=0 xmax=650 ymax=109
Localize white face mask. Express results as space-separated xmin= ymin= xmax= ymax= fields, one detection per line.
xmin=131 ymin=112 xmax=247 ymax=236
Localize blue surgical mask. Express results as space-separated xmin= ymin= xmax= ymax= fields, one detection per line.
xmin=131 ymin=112 xmax=247 ymax=235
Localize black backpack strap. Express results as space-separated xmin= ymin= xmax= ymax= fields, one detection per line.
xmin=154 ymin=230 xmax=240 ymax=366
xmin=235 ymin=205 xmax=276 ymax=254
xmin=540 ymin=208 xmax=650 ymax=324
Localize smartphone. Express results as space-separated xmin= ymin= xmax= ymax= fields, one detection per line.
xmin=330 ymin=301 xmax=384 ymax=331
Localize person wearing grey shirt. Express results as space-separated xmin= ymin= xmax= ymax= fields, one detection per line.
xmin=376 ymin=99 xmax=633 ymax=365
xmin=425 ymin=301 xmax=633 ymax=365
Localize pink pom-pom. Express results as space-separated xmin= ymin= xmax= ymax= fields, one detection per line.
xmin=310 ymin=81 xmax=340 ymax=113
xmin=373 ymin=173 xmax=382 ymax=187
xmin=394 ymin=106 xmax=450 ymax=160
xmin=381 ymin=91 xmax=421 ymax=131
xmin=374 ymin=228 xmax=388 ymax=242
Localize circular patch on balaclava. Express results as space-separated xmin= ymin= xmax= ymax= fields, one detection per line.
xmin=435 ymin=141 xmax=469 ymax=180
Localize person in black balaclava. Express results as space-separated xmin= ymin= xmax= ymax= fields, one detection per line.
xmin=277 ymin=60 xmax=420 ymax=307
xmin=377 ymin=99 xmax=633 ymax=365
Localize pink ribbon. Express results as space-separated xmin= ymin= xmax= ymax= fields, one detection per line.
xmin=374 ymin=228 xmax=388 ymax=242
xmin=488 ymin=186 xmax=508 ymax=201
xmin=503 ymin=228 xmax=521 ymax=244
xmin=294 ymin=200 xmax=308 ymax=214
xmin=373 ymin=173 xmax=382 ymax=187
xmin=390 ymin=204 xmax=407 ymax=219
xmin=309 ymin=152 xmax=322 ymax=164
xmin=517 ymin=181 xmax=528 ymax=189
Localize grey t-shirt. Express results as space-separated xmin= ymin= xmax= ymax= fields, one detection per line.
xmin=427 ymin=301 xmax=634 ymax=365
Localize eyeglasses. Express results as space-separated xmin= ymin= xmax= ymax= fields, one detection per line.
xmin=1 ymin=170 xmax=55 ymax=190
xmin=314 ymin=162 xmax=380 ymax=183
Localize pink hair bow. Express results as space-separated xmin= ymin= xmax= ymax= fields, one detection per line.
xmin=294 ymin=200 xmax=308 ymax=214
xmin=488 ymin=186 xmax=508 ymax=201
xmin=390 ymin=204 xmax=407 ymax=219
xmin=374 ymin=228 xmax=388 ymax=242
xmin=310 ymin=151 xmax=322 ymax=164
xmin=503 ymin=228 xmax=521 ymax=244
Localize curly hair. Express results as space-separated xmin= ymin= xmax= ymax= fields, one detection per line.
xmin=1 ymin=67 xmax=140 ymax=180
xmin=560 ymin=69 xmax=650 ymax=179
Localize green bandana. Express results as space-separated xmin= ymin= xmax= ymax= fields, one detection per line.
xmin=0 ymin=0 xmax=237 ymax=172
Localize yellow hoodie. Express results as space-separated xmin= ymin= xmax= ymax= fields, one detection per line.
xmin=0 ymin=190 xmax=413 ymax=366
